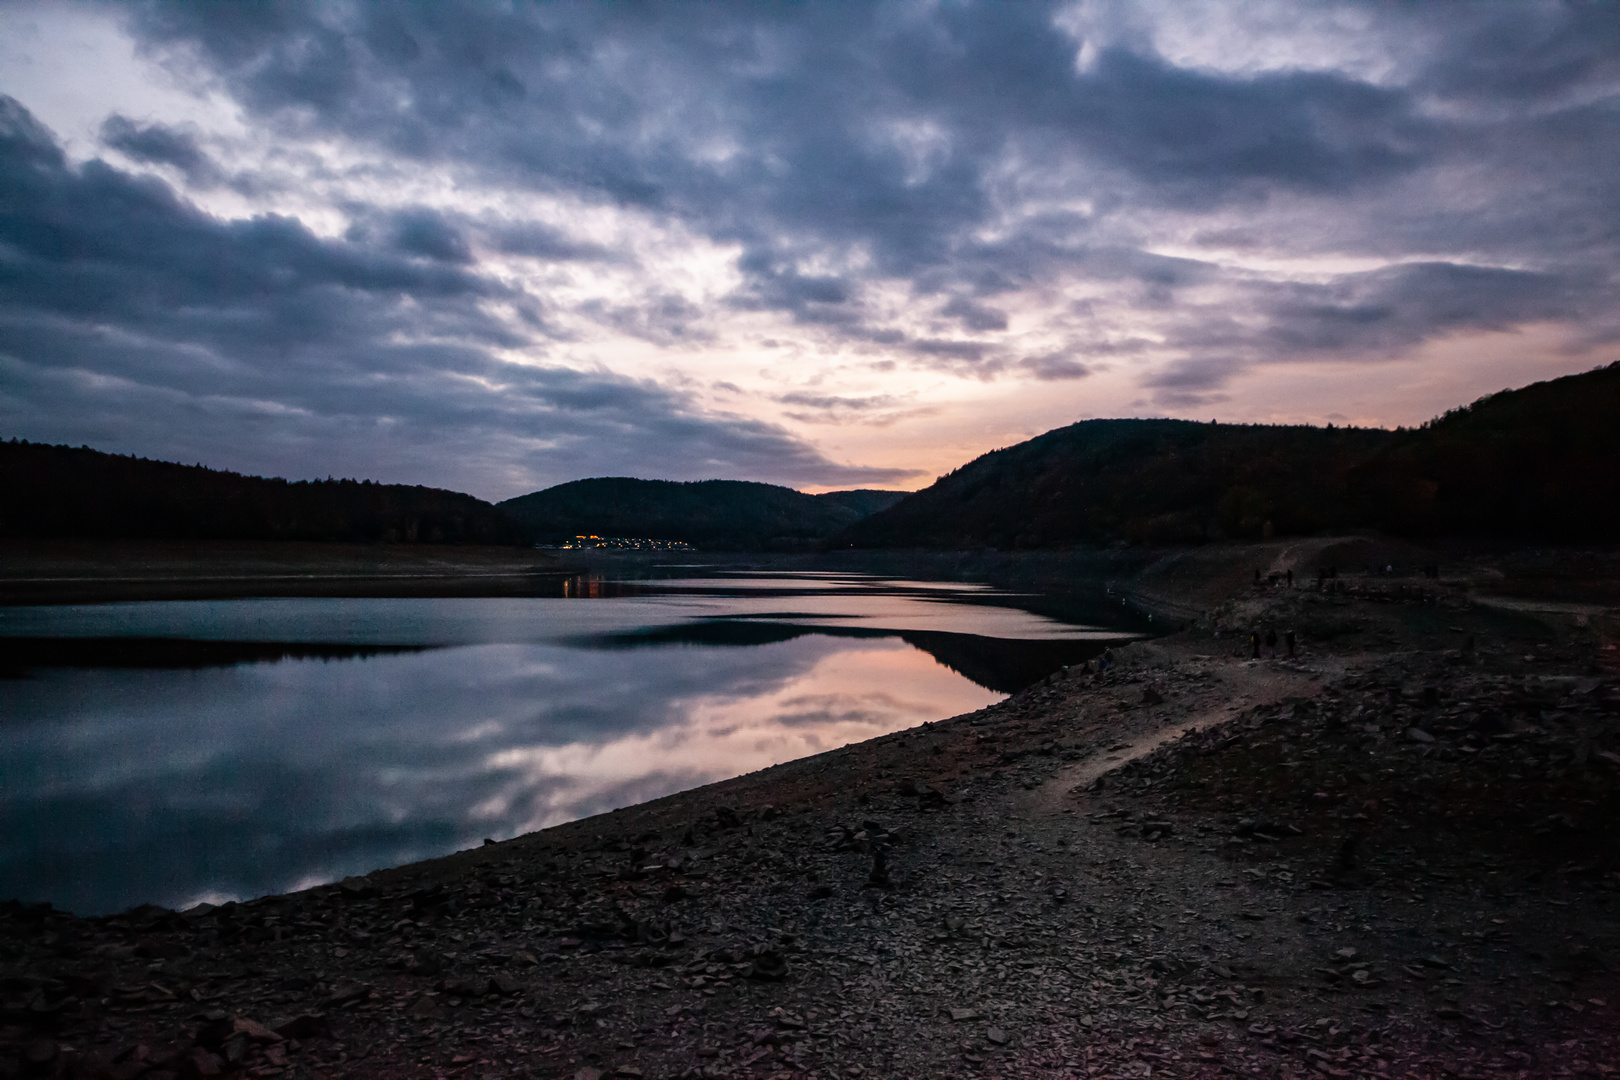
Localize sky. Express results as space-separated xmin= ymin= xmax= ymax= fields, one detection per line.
xmin=1 ymin=1 xmax=1617 ymax=500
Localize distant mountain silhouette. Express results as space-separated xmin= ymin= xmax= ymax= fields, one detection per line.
xmin=842 ymin=362 xmax=1620 ymax=548
xmin=498 ymin=478 xmax=905 ymax=550
xmin=10 ymin=362 xmax=1613 ymax=551
xmin=0 ymin=441 xmax=523 ymax=544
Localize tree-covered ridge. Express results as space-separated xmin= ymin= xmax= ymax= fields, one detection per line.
xmin=842 ymin=362 xmax=1620 ymax=549
xmin=839 ymin=419 xmax=1394 ymax=549
xmin=1347 ymin=360 xmax=1620 ymax=540
xmin=0 ymin=441 xmax=524 ymax=544
xmin=498 ymin=478 xmax=904 ymax=551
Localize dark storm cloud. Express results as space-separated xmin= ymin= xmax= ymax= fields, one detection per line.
xmin=99 ymin=114 xmax=224 ymax=187
xmin=385 ymin=208 xmax=473 ymax=264
xmin=114 ymin=2 xmax=1620 ymax=384
xmin=1258 ymin=262 xmax=1589 ymax=358
xmin=1135 ymin=260 xmax=1605 ymax=405
xmin=0 ymin=96 xmax=912 ymax=495
xmin=7 ymin=1 xmax=1617 ymax=483
xmin=123 ymin=5 xmax=1442 ymax=290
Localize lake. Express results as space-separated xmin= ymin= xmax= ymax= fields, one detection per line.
xmin=0 ymin=569 xmax=1140 ymax=915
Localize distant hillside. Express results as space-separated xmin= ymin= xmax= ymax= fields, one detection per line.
xmin=0 ymin=441 xmax=524 ymax=545
xmin=839 ymin=420 xmax=1392 ymax=549
xmin=498 ymin=478 xmax=904 ymax=550
xmin=842 ymin=362 xmax=1620 ymax=549
xmin=1349 ymin=361 xmax=1620 ymax=540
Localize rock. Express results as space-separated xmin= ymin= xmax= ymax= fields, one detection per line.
xmin=714 ymin=806 xmax=741 ymax=829
xmin=949 ymin=1007 xmax=980 ymax=1021
xmin=868 ymin=847 xmax=891 ymax=887
xmin=986 ymin=1026 xmax=1008 ymax=1045
xmin=182 ymin=1047 xmax=224 ymax=1078
xmin=22 ymin=1039 xmax=57 ymax=1069
xmin=337 ymin=876 xmax=378 ymax=899
xmin=1406 ymin=727 xmax=1435 ymax=743
xmin=407 ymin=995 xmax=446 ymax=1020
xmin=324 ymin=982 xmax=369 ymax=1006
xmin=748 ymin=951 xmax=789 ymax=981
xmin=272 ymin=1014 xmax=331 ymax=1040
xmin=491 ymin=970 xmax=521 ymax=995
xmin=1142 ymin=685 xmax=1165 ymax=706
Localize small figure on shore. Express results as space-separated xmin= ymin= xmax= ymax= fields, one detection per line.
xmin=1285 ymin=629 xmax=1296 ymax=658
xmin=1265 ymin=628 xmax=1278 ymax=659
xmin=1250 ymin=631 xmax=1261 ymax=660
xmin=1254 ymin=568 xmax=1262 ymax=586
xmin=1286 ymin=568 xmax=1294 ymax=588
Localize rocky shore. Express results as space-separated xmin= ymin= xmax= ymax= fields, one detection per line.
xmin=4 ymin=543 xmax=1618 ymax=1079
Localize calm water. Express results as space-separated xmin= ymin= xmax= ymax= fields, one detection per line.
xmin=0 ymin=570 xmax=1136 ymax=915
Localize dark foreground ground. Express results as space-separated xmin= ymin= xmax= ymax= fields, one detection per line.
xmin=3 ymin=540 xmax=1620 ymax=1079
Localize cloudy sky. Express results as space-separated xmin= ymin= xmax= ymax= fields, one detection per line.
xmin=2 ymin=1 xmax=1617 ymax=499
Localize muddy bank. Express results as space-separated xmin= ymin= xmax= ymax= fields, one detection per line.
xmin=3 ymin=541 xmax=1619 ymax=1079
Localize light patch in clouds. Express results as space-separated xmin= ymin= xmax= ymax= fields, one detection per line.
xmin=0 ymin=0 xmax=1615 ymax=497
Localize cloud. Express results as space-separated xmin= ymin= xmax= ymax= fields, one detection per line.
xmin=1256 ymin=262 xmax=1588 ymax=358
xmin=941 ymin=295 xmax=1009 ymax=332
xmin=1020 ymin=354 xmax=1092 ymax=381
xmin=0 ymin=96 xmax=911 ymax=496
xmin=4 ymin=0 xmax=1618 ymax=485
xmin=775 ymin=390 xmax=939 ymax=428
xmin=100 ymin=114 xmax=224 ymax=186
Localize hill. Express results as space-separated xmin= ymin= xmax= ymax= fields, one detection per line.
xmin=0 ymin=441 xmax=524 ymax=545
xmin=840 ymin=419 xmax=1393 ymax=549
xmin=498 ymin=478 xmax=904 ymax=550
xmin=842 ymin=362 xmax=1620 ymax=548
xmin=1349 ymin=361 xmax=1620 ymax=540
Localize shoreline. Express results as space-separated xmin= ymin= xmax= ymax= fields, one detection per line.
xmin=3 ymin=539 xmax=1619 ymax=1079
xmin=0 ymin=540 xmax=579 ymax=606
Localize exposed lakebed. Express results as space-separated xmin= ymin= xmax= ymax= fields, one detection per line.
xmin=0 ymin=569 xmax=1140 ymax=915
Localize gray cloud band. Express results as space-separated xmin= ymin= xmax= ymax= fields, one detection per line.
xmin=0 ymin=96 xmax=917 ymax=495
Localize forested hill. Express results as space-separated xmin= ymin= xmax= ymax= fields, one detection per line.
xmin=841 ymin=362 xmax=1620 ymax=549
xmin=838 ymin=419 xmax=1394 ymax=549
xmin=1346 ymin=360 xmax=1620 ymax=540
xmin=498 ymin=478 xmax=904 ymax=550
xmin=0 ymin=441 xmax=524 ymax=544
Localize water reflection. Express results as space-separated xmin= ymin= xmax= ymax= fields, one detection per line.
xmin=0 ymin=573 xmax=1136 ymax=915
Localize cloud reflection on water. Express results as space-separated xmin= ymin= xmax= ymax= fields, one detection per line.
xmin=0 ymin=634 xmax=997 ymax=915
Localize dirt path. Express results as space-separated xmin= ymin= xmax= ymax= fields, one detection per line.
xmin=1026 ymin=653 xmax=1336 ymax=817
